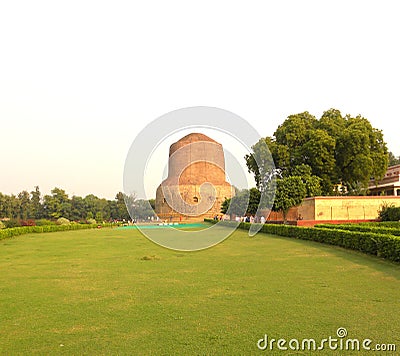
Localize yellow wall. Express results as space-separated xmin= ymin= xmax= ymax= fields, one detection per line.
xmin=297 ymin=198 xmax=315 ymax=220
xmin=298 ymin=196 xmax=400 ymax=221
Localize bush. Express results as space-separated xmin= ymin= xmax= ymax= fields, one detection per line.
xmin=20 ymin=219 xmax=36 ymax=226
xmin=0 ymin=221 xmax=5 ymax=229
xmin=379 ymin=204 xmax=400 ymax=221
xmin=4 ymin=219 xmax=22 ymax=228
xmin=87 ymin=218 xmax=97 ymax=225
xmin=0 ymin=223 xmax=97 ymax=240
xmin=0 ymin=222 xmax=119 ymax=241
xmin=56 ymin=217 xmax=71 ymax=225
xmin=35 ymin=219 xmax=55 ymax=226
xmin=204 ymin=219 xmax=400 ymax=263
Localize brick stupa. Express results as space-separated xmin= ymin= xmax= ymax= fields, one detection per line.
xmin=155 ymin=133 xmax=234 ymax=221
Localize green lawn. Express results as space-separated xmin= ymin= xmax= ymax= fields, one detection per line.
xmin=0 ymin=227 xmax=399 ymax=355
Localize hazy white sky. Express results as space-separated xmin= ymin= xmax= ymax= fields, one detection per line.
xmin=1 ymin=1 xmax=399 ymax=200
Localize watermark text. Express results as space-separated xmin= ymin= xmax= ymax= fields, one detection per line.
xmin=257 ymin=328 xmax=396 ymax=352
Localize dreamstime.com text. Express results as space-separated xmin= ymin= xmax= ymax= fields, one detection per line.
xmin=257 ymin=328 xmax=396 ymax=352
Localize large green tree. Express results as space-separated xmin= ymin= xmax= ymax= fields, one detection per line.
xmin=10 ymin=194 xmax=21 ymax=219
xmin=115 ymin=192 xmax=133 ymax=221
xmin=0 ymin=193 xmax=15 ymax=219
xmin=70 ymin=196 xmax=86 ymax=221
xmin=335 ymin=116 xmax=387 ymax=192
xmin=30 ymin=186 xmax=43 ymax=219
xmin=17 ymin=191 xmax=31 ymax=220
xmin=43 ymin=188 xmax=71 ymax=219
xmin=246 ymin=109 xmax=388 ymax=195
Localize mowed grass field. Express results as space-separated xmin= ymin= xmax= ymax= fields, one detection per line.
xmin=1 ymin=226 xmax=399 ymax=355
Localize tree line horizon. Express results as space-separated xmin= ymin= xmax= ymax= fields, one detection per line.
xmin=1 ymin=108 xmax=399 ymax=222
xmin=0 ymin=187 xmax=154 ymax=223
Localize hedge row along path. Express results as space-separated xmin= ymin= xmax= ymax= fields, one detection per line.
xmin=205 ymin=220 xmax=400 ymax=263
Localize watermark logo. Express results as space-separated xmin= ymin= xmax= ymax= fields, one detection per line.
xmin=123 ymin=106 xmax=276 ymax=251
xmin=257 ymin=327 xmax=396 ymax=352
xmin=336 ymin=327 xmax=347 ymax=338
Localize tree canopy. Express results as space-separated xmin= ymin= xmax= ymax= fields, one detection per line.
xmin=246 ymin=108 xmax=389 ymax=195
xmin=0 ymin=187 xmax=155 ymax=223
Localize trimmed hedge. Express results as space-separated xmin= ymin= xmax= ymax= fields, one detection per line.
xmin=0 ymin=223 xmax=117 ymax=241
xmin=204 ymin=219 xmax=400 ymax=263
xmin=315 ymin=223 xmax=400 ymax=237
xmin=361 ymin=221 xmax=400 ymax=229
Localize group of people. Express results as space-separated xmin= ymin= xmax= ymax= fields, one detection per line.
xmin=235 ymin=215 xmax=266 ymax=224
xmin=213 ymin=214 xmax=268 ymax=224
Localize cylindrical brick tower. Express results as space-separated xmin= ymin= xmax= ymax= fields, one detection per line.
xmin=155 ymin=133 xmax=233 ymax=221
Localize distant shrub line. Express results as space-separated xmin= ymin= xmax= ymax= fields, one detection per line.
xmin=205 ymin=219 xmax=400 ymax=263
xmin=1 ymin=218 xmax=106 ymax=229
xmin=0 ymin=223 xmax=116 ymax=241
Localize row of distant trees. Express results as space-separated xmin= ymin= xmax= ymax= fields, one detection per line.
xmin=223 ymin=108 xmax=400 ymax=220
xmin=0 ymin=187 xmax=155 ymax=222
